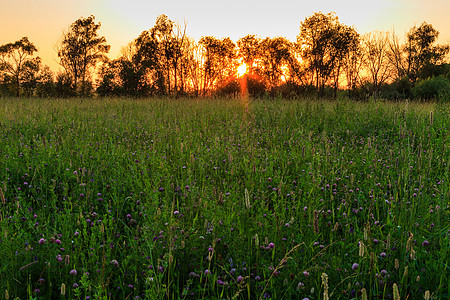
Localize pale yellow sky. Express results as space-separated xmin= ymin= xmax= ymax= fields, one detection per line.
xmin=1 ymin=0 xmax=449 ymax=71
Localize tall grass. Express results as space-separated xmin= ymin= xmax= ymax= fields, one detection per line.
xmin=0 ymin=97 xmax=448 ymax=299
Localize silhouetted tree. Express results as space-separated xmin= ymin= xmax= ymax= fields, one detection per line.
xmin=97 ymin=40 xmax=148 ymax=96
xmin=58 ymin=15 xmax=110 ymax=96
xmin=328 ymin=24 xmax=360 ymax=99
xmin=199 ymin=36 xmax=237 ymax=95
xmin=298 ymin=12 xmax=358 ymax=98
xmin=131 ymin=15 xmax=189 ymax=96
xmin=363 ymin=31 xmax=393 ymax=96
xmin=343 ymin=33 xmax=364 ymax=98
xmin=237 ymin=34 xmax=261 ymax=74
xmin=258 ymin=37 xmax=293 ymax=89
xmin=405 ymin=22 xmax=449 ymax=81
xmin=387 ymin=30 xmax=408 ymax=80
xmin=0 ymin=37 xmax=39 ymax=96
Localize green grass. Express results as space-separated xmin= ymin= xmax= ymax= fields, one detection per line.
xmin=0 ymin=97 xmax=448 ymax=299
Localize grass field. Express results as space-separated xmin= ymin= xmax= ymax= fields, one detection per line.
xmin=0 ymin=97 xmax=448 ymax=299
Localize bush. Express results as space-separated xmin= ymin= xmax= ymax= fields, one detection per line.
xmin=412 ymin=75 xmax=450 ymax=101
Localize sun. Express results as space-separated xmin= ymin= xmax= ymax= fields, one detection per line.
xmin=237 ymin=63 xmax=247 ymax=77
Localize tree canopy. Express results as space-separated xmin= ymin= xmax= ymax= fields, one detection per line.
xmin=57 ymin=15 xmax=110 ymax=96
xmin=1 ymin=13 xmax=449 ymax=100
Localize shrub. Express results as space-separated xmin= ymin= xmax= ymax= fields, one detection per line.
xmin=412 ymin=75 xmax=450 ymax=101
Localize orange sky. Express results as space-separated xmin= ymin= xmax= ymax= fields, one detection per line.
xmin=1 ymin=0 xmax=449 ymax=72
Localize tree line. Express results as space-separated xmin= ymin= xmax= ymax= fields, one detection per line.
xmin=1 ymin=12 xmax=449 ymax=100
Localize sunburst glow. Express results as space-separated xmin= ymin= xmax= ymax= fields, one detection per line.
xmin=237 ymin=63 xmax=247 ymax=77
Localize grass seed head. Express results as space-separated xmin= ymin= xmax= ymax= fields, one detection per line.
xmin=393 ymin=283 xmax=400 ymax=300
xmin=361 ymin=288 xmax=367 ymax=300
xmin=314 ymin=210 xmax=319 ymax=234
xmin=359 ymin=241 xmax=365 ymax=257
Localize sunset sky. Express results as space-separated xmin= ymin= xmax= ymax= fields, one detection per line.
xmin=1 ymin=0 xmax=449 ymax=71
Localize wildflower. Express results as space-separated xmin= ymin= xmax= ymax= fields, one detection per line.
xmin=422 ymin=240 xmax=429 ymax=246
xmin=189 ymin=272 xmax=197 ymax=277
xmin=352 ymin=263 xmax=359 ymax=271
xmin=268 ymin=242 xmax=275 ymax=249
xmin=303 ymin=271 xmax=310 ymax=277
xmin=174 ymin=211 xmax=179 ymax=215
xmin=38 ymin=238 xmax=45 ymax=244
xmin=70 ymin=269 xmax=77 ymax=276
xmin=110 ymin=259 xmax=119 ymax=267
xmin=380 ymin=252 xmax=387 ymax=258
xmin=237 ymin=275 xmax=243 ymax=283
xmin=204 ymin=269 xmax=211 ymax=275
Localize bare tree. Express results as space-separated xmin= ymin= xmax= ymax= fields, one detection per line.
xmin=343 ymin=34 xmax=364 ymax=98
xmin=363 ymin=31 xmax=394 ymax=96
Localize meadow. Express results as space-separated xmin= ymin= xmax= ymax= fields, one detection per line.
xmin=0 ymin=97 xmax=448 ymax=299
